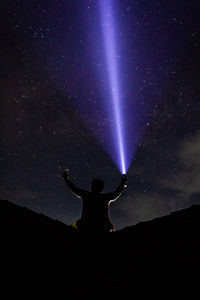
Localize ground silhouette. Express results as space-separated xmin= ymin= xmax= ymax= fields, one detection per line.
xmin=1 ymin=198 xmax=200 ymax=299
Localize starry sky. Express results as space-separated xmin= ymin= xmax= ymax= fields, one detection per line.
xmin=0 ymin=0 xmax=200 ymax=229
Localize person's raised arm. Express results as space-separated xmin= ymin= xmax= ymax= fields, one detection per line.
xmin=62 ymin=169 xmax=85 ymax=198
xmin=105 ymin=174 xmax=128 ymax=202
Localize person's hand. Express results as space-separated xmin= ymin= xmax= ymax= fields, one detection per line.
xmin=121 ymin=174 xmax=128 ymax=187
xmin=62 ymin=169 xmax=70 ymax=181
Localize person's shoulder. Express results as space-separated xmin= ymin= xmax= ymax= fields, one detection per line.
xmin=101 ymin=192 xmax=112 ymax=201
xmin=81 ymin=190 xmax=90 ymax=197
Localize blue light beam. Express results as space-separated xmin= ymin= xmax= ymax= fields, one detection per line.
xmin=99 ymin=0 xmax=126 ymax=174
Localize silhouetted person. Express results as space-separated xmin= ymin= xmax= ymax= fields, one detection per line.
xmin=62 ymin=170 xmax=128 ymax=234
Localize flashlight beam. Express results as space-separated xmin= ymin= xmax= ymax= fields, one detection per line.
xmin=99 ymin=0 xmax=126 ymax=174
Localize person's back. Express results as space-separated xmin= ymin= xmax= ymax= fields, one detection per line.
xmin=78 ymin=190 xmax=113 ymax=233
xmin=62 ymin=170 xmax=127 ymax=233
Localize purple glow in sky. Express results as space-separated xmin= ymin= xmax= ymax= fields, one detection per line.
xmin=98 ymin=0 xmax=127 ymax=174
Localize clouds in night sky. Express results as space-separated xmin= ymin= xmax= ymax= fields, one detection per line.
xmin=115 ymin=131 xmax=200 ymax=229
xmin=166 ymin=131 xmax=200 ymax=196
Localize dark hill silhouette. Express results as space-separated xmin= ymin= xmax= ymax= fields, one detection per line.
xmin=1 ymin=198 xmax=200 ymax=299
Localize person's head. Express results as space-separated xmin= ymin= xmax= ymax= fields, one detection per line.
xmin=91 ymin=179 xmax=104 ymax=193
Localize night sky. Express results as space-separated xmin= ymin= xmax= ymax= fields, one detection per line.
xmin=0 ymin=0 xmax=200 ymax=229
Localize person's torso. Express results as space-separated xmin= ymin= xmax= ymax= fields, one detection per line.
xmin=81 ymin=192 xmax=110 ymax=223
